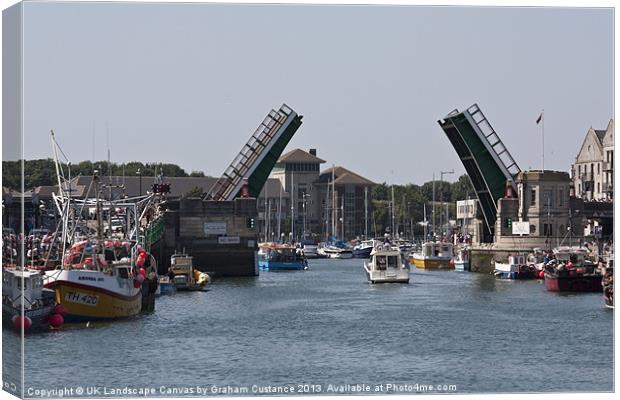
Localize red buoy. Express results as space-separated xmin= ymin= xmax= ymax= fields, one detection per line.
xmin=54 ymin=304 xmax=67 ymax=316
xmin=138 ymin=267 xmax=147 ymax=277
xmin=48 ymin=313 xmax=64 ymax=328
xmin=538 ymin=270 xmax=545 ymax=279
xmin=12 ymin=315 xmax=32 ymax=331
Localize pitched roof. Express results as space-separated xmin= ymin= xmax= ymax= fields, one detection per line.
xmin=318 ymin=166 xmax=375 ymax=186
xmin=594 ymin=129 xmax=607 ymax=144
xmin=278 ymin=149 xmax=326 ymax=164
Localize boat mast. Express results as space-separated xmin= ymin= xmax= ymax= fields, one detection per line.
xmin=331 ymin=166 xmax=336 ymax=240
xmin=391 ymin=185 xmax=395 ymax=237
xmin=364 ymin=186 xmax=368 ymax=240
xmin=277 ymin=183 xmax=282 ymax=242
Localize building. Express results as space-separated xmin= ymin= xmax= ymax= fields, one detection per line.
xmin=493 ymin=170 xmax=585 ymax=249
xmin=314 ymin=166 xmax=375 ymax=240
xmin=270 ymin=148 xmax=325 ymax=240
xmin=456 ymin=198 xmax=483 ymax=244
xmin=572 ymin=119 xmax=614 ymax=200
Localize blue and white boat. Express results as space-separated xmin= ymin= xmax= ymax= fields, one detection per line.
xmin=494 ymin=254 xmax=536 ymax=279
xmin=258 ymin=243 xmax=308 ymax=271
xmin=353 ymin=240 xmax=378 ymax=258
xmin=454 ymin=247 xmax=470 ymax=271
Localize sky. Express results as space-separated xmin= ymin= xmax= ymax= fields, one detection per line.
xmin=3 ymin=2 xmax=614 ymax=185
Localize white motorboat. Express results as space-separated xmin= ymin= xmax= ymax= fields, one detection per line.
xmin=363 ymin=243 xmax=410 ymax=283
xmin=323 ymin=245 xmax=353 ymax=259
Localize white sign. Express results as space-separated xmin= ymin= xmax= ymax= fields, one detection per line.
xmin=247 ymin=240 xmax=255 ymax=248
xmin=204 ymin=222 xmax=227 ymax=235
xmin=218 ymin=236 xmax=240 ymax=244
xmin=512 ymin=221 xmax=530 ymax=235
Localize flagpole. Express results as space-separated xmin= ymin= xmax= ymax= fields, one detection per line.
xmin=542 ymin=109 xmax=545 ymax=171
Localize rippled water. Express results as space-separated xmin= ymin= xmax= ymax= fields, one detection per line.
xmin=3 ymin=258 xmax=614 ymax=396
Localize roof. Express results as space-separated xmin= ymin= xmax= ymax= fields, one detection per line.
xmin=318 ymin=166 xmax=375 ymax=186
xmin=278 ymin=149 xmax=326 ymax=164
xmin=594 ymin=129 xmax=607 ymax=144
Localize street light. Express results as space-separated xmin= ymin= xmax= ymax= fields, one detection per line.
xmin=439 ymin=169 xmax=454 ymax=237
xmin=302 ymin=193 xmax=311 ymax=240
xmin=136 ymin=168 xmax=142 ymax=196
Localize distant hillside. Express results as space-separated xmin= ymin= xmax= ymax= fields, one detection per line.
xmin=2 ymin=159 xmax=205 ymax=191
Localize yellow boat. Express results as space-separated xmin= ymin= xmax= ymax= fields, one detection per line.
xmin=44 ymin=262 xmax=143 ymax=322
xmin=409 ymin=242 xmax=454 ymax=269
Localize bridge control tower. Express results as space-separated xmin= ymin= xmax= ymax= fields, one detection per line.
xmin=438 ymin=104 xmax=521 ymax=242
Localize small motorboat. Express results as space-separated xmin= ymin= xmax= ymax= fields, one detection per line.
xmin=258 ymin=243 xmax=308 ymax=271
xmin=169 ymin=252 xmax=211 ymax=291
xmin=3 ymin=267 xmax=59 ymax=331
xmin=544 ymin=247 xmax=601 ymax=292
xmin=410 ymin=241 xmax=453 ymax=269
xmin=494 ymin=254 xmax=536 ymax=279
xmin=363 ymin=243 xmax=410 ymax=284
xmin=454 ymin=247 xmax=470 ymax=271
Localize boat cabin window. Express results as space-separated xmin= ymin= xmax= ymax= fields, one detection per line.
xmin=15 ymin=277 xmax=26 ymax=290
xmin=387 ymin=256 xmax=398 ymax=268
xmin=117 ymin=267 xmax=130 ymax=279
xmin=376 ymin=256 xmax=387 ymax=269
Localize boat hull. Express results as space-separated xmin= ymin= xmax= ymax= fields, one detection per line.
xmin=2 ymin=302 xmax=56 ymax=332
xmin=258 ymin=260 xmax=307 ymax=271
xmin=44 ymin=271 xmax=142 ymax=322
xmin=544 ymin=273 xmax=603 ymax=292
xmin=353 ymin=247 xmax=373 ymax=258
xmin=411 ymin=257 xmax=453 ymax=270
xmin=454 ymin=261 xmax=470 ymax=271
xmin=495 ymin=270 xmax=536 ymax=280
xmin=365 ymin=268 xmax=409 ymax=284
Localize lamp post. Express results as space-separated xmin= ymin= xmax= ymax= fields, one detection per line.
xmin=136 ymin=168 xmax=142 ymax=196
xmin=439 ymin=169 xmax=454 ymax=237
xmin=302 ymin=193 xmax=310 ymax=240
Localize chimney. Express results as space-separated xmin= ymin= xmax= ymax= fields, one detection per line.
xmin=309 ymin=149 xmax=317 ymax=157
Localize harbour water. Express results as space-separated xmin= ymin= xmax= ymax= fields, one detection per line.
xmin=4 ymin=258 xmax=613 ymax=396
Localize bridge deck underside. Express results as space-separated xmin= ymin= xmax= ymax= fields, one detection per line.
xmin=439 ymin=113 xmax=511 ymax=242
xmin=247 ymin=116 xmax=303 ymax=198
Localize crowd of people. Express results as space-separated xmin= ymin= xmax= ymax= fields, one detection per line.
xmin=2 ymin=229 xmax=62 ymax=268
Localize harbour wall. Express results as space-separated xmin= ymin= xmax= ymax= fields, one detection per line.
xmin=160 ymin=197 xmax=259 ymax=277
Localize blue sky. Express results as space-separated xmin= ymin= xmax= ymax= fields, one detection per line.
xmin=7 ymin=3 xmax=614 ymax=184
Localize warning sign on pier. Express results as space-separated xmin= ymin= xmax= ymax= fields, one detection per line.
xmin=204 ymin=222 xmax=227 ymax=235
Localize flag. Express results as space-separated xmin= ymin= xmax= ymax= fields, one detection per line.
xmin=536 ymin=112 xmax=543 ymax=124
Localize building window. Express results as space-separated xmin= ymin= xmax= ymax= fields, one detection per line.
xmin=597 ymin=163 xmax=600 ymax=174
xmin=578 ymin=165 xmax=581 ymax=175
xmin=543 ymin=224 xmax=553 ymax=236
xmin=543 ymin=189 xmax=553 ymax=208
xmin=558 ymin=189 xmax=563 ymax=206
xmin=530 ymin=188 xmax=536 ymax=206
xmin=597 ymin=182 xmax=600 ymax=193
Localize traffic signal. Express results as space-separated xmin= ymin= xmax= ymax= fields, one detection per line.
xmin=247 ymin=218 xmax=255 ymax=229
xmin=505 ymin=217 xmax=512 ymax=228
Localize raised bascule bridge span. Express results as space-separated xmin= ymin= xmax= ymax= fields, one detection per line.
xmin=162 ymin=104 xmax=304 ymax=277
xmin=438 ymin=104 xmax=521 ymax=243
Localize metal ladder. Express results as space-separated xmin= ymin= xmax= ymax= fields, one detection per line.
xmin=466 ymin=103 xmax=521 ymax=179
xmin=206 ymin=105 xmax=293 ymax=201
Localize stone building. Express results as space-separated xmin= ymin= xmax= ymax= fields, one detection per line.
xmin=494 ymin=170 xmax=584 ymax=249
xmin=572 ymin=119 xmax=614 ymax=200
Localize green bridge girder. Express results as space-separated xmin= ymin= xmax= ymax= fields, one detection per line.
xmin=206 ymin=104 xmax=303 ymax=201
xmin=438 ymin=104 xmax=521 ymax=242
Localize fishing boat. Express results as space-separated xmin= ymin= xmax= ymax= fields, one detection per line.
xmin=494 ymin=254 xmax=536 ymax=279
xmin=258 ymin=243 xmax=308 ymax=271
xmin=544 ymin=246 xmax=601 ymax=292
xmin=454 ymin=247 xmax=470 ymax=271
xmin=2 ymin=267 xmax=60 ymax=331
xmin=363 ymin=243 xmax=409 ymax=284
xmin=410 ymin=241 xmax=453 ymax=269
xmin=602 ymin=256 xmax=613 ymax=308
xmin=169 ymin=251 xmax=211 ymax=290
xmin=42 ymin=132 xmax=161 ymax=321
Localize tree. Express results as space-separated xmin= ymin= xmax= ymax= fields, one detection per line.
xmin=451 ymin=174 xmax=475 ymax=201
